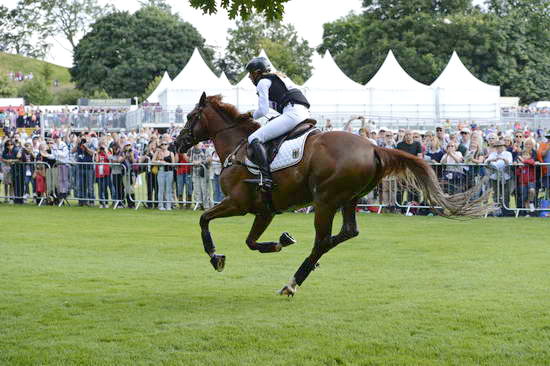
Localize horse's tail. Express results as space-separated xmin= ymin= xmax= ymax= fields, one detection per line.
xmin=373 ymin=146 xmax=491 ymax=218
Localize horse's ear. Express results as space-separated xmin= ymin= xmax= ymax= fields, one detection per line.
xmin=199 ymin=92 xmax=207 ymax=107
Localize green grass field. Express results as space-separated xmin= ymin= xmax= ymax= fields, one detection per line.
xmin=1 ymin=205 xmax=549 ymax=365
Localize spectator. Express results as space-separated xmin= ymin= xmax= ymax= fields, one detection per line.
xmin=109 ymin=144 xmax=124 ymax=208
xmin=441 ymin=142 xmax=465 ymax=194
xmin=379 ymin=131 xmax=396 ymax=149
xmin=396 ymin=131 xmax=422 ymax=207
xmin=95 ymin=143 xmax=111 ymax=208
xmin=2 ymin=140 xmax=19 ymax=203
xmin=190 ymin=142 xmax=211 ymax=210
xmin=211 ymin=149 xmax=223 ymax=204
xmin=458 ymin=128 xmax=471 ymax=155
xmin=72 ymin=134 xmax=95 ymax=206
xmin=537 ymin=131 xmax=550 ymax=198
xmin=16 ymin=141 xmax=35 ymax=200
xmin=424 ymin=133 xmax=444 ymax=163
xmin=176 ymin=148 xmax=192 ymax=208
xmin=154 ymin=141 xmax=176 ymax=211
xmin=121 ymin=142 xmax=136 ymax=208
xmin=485 ymin=140 xmax=513 ymax=216
xmin=52 ymin=133 xmax=70 ymax=201
xmin=141 ymin=141 xmax=159 ymax=208
xmin=515 ymin=138 xmax=537 ymax=213
xmin=463 ymin=138 xmax=486 ymax=190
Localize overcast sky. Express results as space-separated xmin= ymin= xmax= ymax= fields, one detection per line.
xmin=0 ymin=0 xmax=364 ymax=67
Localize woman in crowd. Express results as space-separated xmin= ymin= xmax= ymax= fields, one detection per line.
xmin=515 ymin=138 xmax=538 ymax=212
xmin=210 ymin=149 xmax=223 ymax=204
xmin=175 ymin=147 xmax=192 ymax=208
xmin=154 ymin=140 xmax=176 ymax=211
xmin=441 ymin=142 xmax=465 ymax=194
xmin=464 ymin=138 xmax=486 ymax=190
xmin=16 ymin=141 xmax=35 ymax=200
xmin=424 ymin=133 xmax=444 ymax=163
xmin=2 ymin=140 xmax=19 ymax=202
xmin=140 ymin=141 xmax=159 ymax=208
xmin=109 ymin=143 xmax=124 ymax=208
xmin=95 ymin=143 xmax=111 ymax=208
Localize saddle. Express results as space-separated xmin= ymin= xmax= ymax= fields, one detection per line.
xmin=246 ymin=119 xmax=319 ymax=165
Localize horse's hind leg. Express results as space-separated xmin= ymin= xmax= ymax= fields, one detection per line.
xmin=279 ymin=201 xmax=338 ymax=296
xmin=199 ymin=198 xmax=245 ymax=272
xmin=246 ymin=214 xmax=296 ymax=253
xmin=325 ymin=198 xmax=359 ymax=251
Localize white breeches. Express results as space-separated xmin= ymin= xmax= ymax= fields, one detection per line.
xmin=248 ymin=104 xmax=310 ymax=143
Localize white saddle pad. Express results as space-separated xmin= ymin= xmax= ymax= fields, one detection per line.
xmin=246 ymin=128 xmax=319 ymax=174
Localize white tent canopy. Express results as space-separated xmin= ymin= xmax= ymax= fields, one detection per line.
xmin=302 ymin=50 xmax=367 ymax=115
xmin=218 ymin=71 xmax=233 ymax=88
xmin=145 ymin=71 xmax=171 ymax=104
xmin=160 ymin=48 xmax=235 ymax=108
xmin=431 ymin=51 xmax=500 ymax=119
xmin=365 ymin=50 xmax=435 ymax=118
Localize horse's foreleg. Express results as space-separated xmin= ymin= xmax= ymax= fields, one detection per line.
xmin=279 ymin=202 xmax=338 ymax=296
xmin=246 ymin=214 xmax=296 ymax=253
xmin=199 ymin=198 xmax=245 ymax=272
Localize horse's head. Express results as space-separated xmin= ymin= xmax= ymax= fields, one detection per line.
xmin=176 ymin=92 xmax=210 ymax=153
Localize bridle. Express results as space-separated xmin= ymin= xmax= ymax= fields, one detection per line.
xmin=179 ymin=101 xmax=242 ymax=149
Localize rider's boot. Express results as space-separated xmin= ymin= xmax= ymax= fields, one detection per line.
xmin=249 ymin=138 xmax=274 ymax=192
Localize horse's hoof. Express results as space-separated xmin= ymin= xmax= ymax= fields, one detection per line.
xmin=277 ymin=285 xmax=296 ymax=297
xmin=210 ymin=254 xmax=226 ymax=272
xmin=279 ymin=232 xmax=296 ymax=247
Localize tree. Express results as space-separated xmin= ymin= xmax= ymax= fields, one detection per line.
xmin=188 ymin=0 xmax=288 ymax=21
xmin=18 ymin=78 xmax=53 ymax=105
xmin=71 ymin=5 xmax=214 ymax=98
xmin=141 ymin=74 xmax=162 ymax=101
xmin=0 ymin=75 xmax=17 ymax=98
xmin=319 ymin=0 xmax=550 ymax=103
xmin=0 ymin=1 xmax=51 ymax=58
xmin=221 ymin=14 xmax=313 ymax=84
xmin=28 ymin=0 xmax=114 ymax=51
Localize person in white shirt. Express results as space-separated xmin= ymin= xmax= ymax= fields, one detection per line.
xmin=485 ymin=140 xmax=513 ymax=215
xmin=243 ymin=56 xmax=311 ymax=192
xmin=52 ymin=133 xmax=70 ymax=199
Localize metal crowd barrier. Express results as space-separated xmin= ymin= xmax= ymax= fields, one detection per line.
xmin=127 ymin=162 xmax=218 ymax=211
xmin=2 ymin=160 xmax=549 ymax=218
xmin=0 ymin=161 xmax=51 ymax=205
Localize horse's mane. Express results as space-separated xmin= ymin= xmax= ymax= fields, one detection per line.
xmin=207 ymin=95 xmax=261 ymax=132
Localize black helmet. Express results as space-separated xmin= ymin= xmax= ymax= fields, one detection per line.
xmin=245 ymin=57 xmax=271 ymax=73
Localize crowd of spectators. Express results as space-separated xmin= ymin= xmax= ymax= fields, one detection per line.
xmin=328 ymin=116 xmax=550 ymax=216
xmin=6 ymin=71 xmax=34 ymax=82
xmin=1 ymin=106 xmax=132 ymax=132
xmin=0 ymin=126 xmax=223 ymax=210
xmin=1 ymin=119 xmax=550 ymax=217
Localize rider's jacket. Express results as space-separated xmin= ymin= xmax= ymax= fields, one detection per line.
xmin=258 ymin=74 xmax=310 ymax=114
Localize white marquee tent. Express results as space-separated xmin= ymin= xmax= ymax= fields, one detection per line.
xmin=365 ymin=50 xmax=435 ymax=118
xmin=145 ymin=71 xmax=172 ymax=104
xmin=156 ymin=48 xmax=501 ymax=126
xmin=302 ymin=50 xmax=367 ymax=116
xmin=159 ymin=48 xmax=235 ymax=108
xmin=431 ymin=51 xmax=500 ymax=119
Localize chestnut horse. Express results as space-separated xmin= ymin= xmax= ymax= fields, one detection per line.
xmin=176 ymin=93 xmax=487 ymax=296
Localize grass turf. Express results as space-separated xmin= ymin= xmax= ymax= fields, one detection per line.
xmin=1 ymin=205 xmax=549 ymax=365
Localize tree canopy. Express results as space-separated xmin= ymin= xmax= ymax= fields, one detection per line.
xmin=319 ymin=0 xmax=550 ymax=103
xmin=188 ymin=0 xmax=289 ymax=21
xmin=219 ymin=14 xmax=313 ymax=84
xmin=71 ymin=5 xmax=214 ymax=98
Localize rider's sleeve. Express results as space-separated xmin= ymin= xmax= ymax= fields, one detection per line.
xmin=253 ymin=78 xmax=271 ymax=120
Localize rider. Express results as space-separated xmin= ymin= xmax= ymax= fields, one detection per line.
xmin=244 ymin=56 xmax=311 ymax=192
